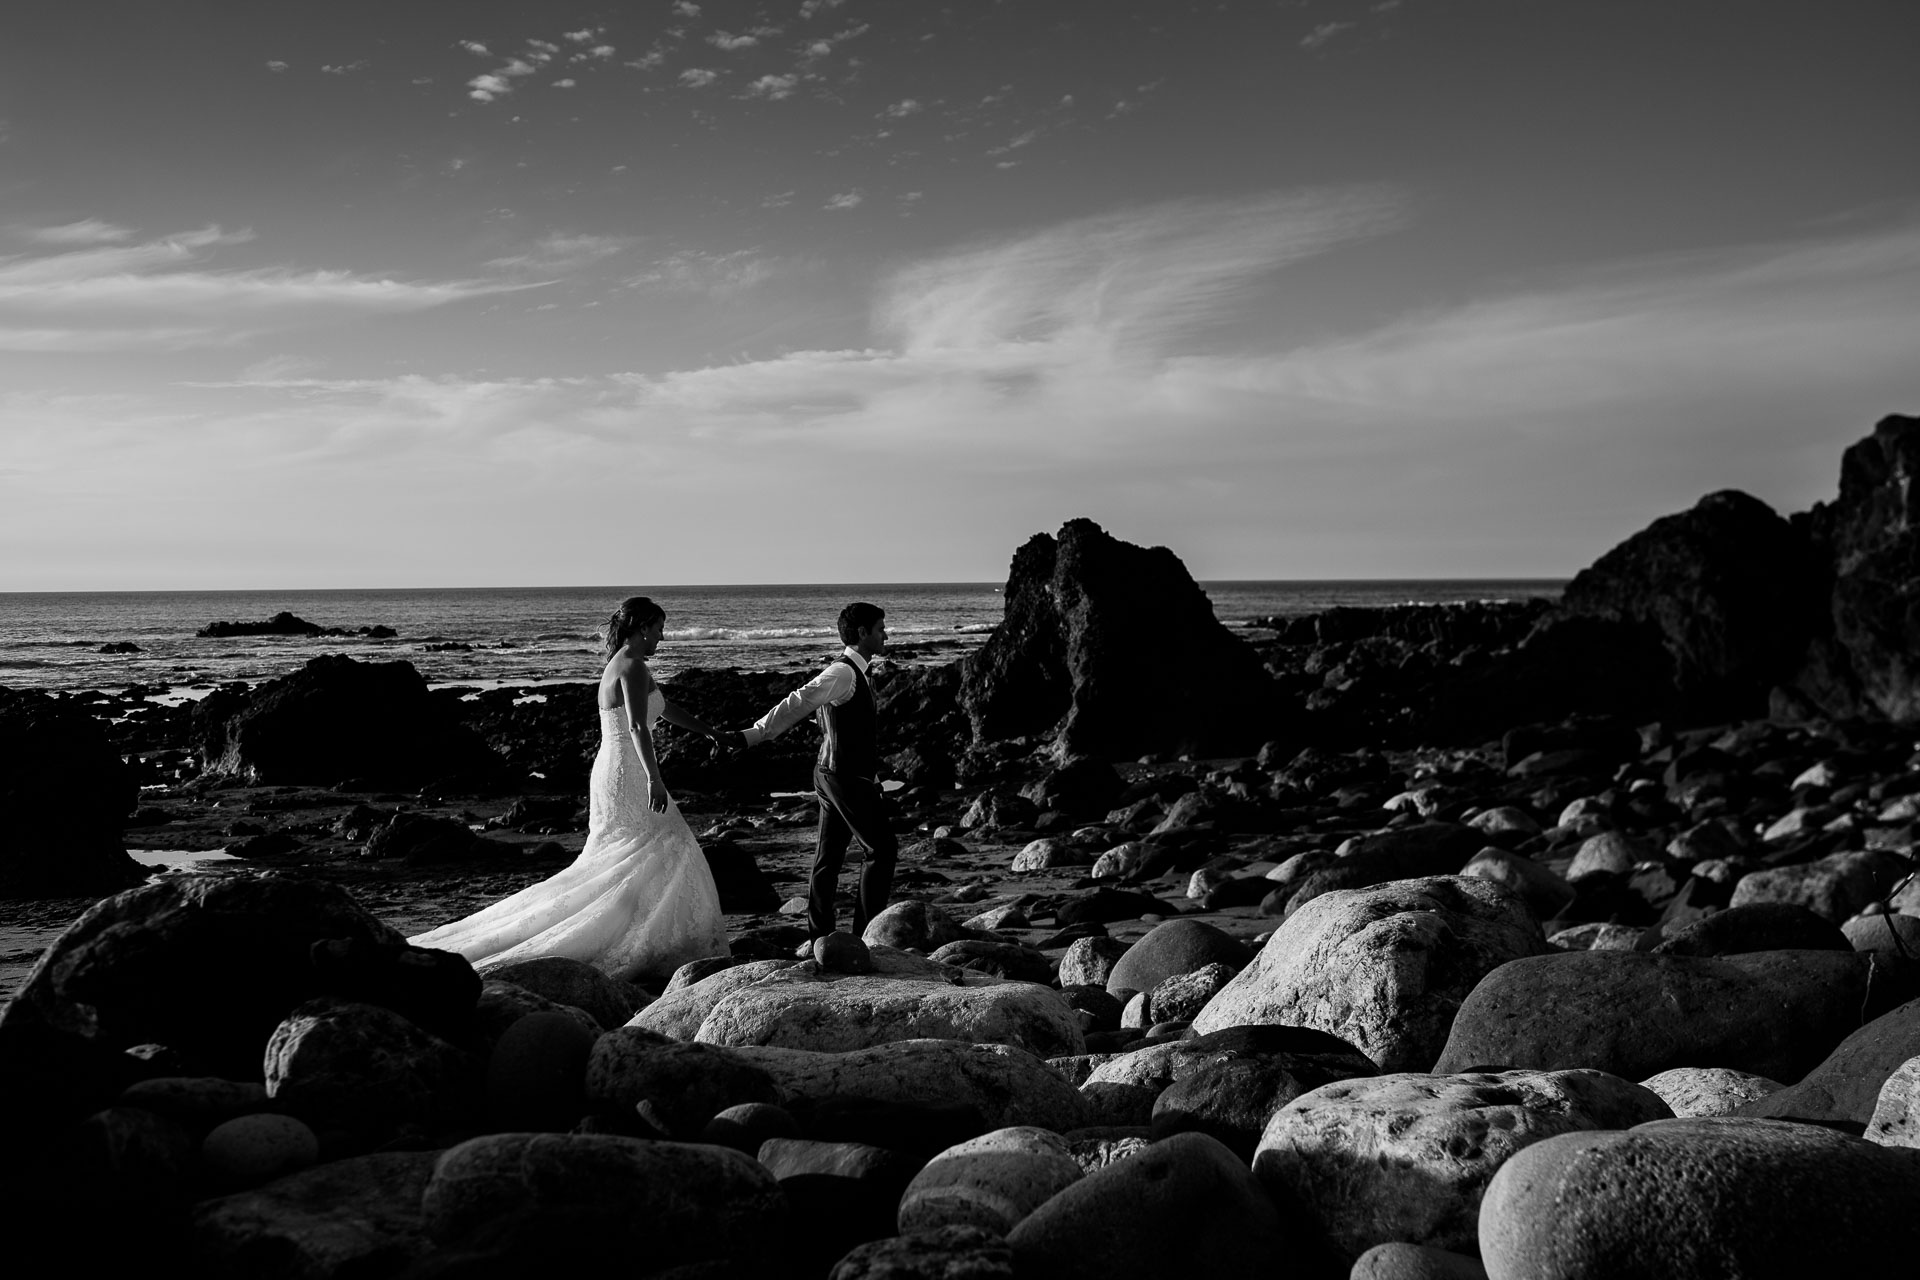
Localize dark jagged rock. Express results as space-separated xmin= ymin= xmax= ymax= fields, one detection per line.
xmin=1799 ymin=414 xmax=1920 ymax=719
xmin=193 ymin=655 xmax=504 ymax=787
xmin=958 ymin=519 xmax=1285 ymax=760
xmin=1559 ymin=489 xmax=1823 ymax=719
xmin=0 ymin=688 xmax=144 ymax=898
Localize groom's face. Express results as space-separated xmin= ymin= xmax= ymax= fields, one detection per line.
xmin=856 ymin=618 xmax=887 ymax=655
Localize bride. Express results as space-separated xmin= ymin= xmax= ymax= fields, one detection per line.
xmin=409 ymin=596 xmax=731 ymax=984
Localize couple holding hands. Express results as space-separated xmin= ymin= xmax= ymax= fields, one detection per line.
xmin=409 ymin=597 xmax=898 ymax=982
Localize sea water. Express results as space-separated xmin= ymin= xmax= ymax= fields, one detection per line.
xmin=0 ymin=579 xmax=1563 ymax=696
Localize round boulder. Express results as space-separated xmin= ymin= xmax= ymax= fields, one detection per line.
xmin=1254 ymin=1069 xmax=1670 ymax=1258
xmin=897 ymin=1126 xmax=1084 ymax=1235
xmin=1104 ymin=918 xmax=1249 ymax=998
xmin=1478 ymin=1117 xmax=1920 ymax=1278
xmin=200 ymin=1113 xmax=321 ymax=1188
xmin=1191 ymin=876 xmax=1548 ymax=1071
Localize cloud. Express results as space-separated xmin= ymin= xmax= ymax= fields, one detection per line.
xmin=743 ymin=74 xmax=799 ymax=100
xmin=986 ymin=129 xmax=1039 ymax=157
xmin=626 ymin=248 xmax=781 ymax=296
xmin=265 ymin=60 xmax=289 ymax=73
xmin=18 ymin=219 xmax=135 ymax=246
xmin=321 ymin=60 xmax=370 ymax=75
xmin=563 ymin=29 xmax=597 ymax=43
xmin=880 ymin=98 xmax=921 ymax=118
xmin=486 ymin=232 xmax=631 ymax=273
xmin=679 ymin=68 xmax=719 ymax=88
xmin=708 ymin=31 xmax=758 ymax=51
xmin=553 ymin=78 xmax=577 ymax=89
xmin=458 ymin=40 xmax=490 ymax=56
xmin=823 ymin=190 xmax=865 ymax=210
xmin=1301 ymin=22 xmax=1354 ymax=51
xmin=468 ymin=57 xmax=538 ymax=102
xmin=799 ymin=0 xmax=844 ymax=16
xmin=673 ymin=1 xmax=702 ymax=16
xmin=0 ymin=224 xmax=536 ymax=350
xmin=585 ymin=45 xmax=616 ymax=59
xmin=762 ymin=191 xmax=796 ymax=208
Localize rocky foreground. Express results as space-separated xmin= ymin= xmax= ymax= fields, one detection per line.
xmin=4 ymin=415 xmax=1920 ymax=1277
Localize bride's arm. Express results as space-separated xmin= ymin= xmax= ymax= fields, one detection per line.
xmin=619 ymin=662 xmax=671 ymax=812
xmin=658 ymin=695 xmax=724 ymax=740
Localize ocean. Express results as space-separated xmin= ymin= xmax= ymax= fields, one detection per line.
xmin=0 ymin=580 xmax=1565 ymax=697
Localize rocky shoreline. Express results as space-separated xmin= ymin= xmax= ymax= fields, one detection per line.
xmin=3 ymin=415 xmax=1920 ymax=1277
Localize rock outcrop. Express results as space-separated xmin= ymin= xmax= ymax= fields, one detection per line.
xmin=0 ymin=689 xmax=143 ymax=898
xmin=194 ymin=655 xmax=504 ymax=786
xmin=958 ymin=519 xmax=1284 ymax=759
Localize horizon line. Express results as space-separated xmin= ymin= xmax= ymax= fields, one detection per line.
xmin=0 ymin=575 xmax=1575 ymax=596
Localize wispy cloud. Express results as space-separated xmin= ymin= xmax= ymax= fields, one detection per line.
xmin=0 ymin=224 xmax=534 ymax=350
xmin=265 ymin=60 xmax=289 ymax=73
xmin=1301 ymin=22 xmax=1354 ymax=51
xmin=626 ymin=248 xmax=781 ymax=296
xmin=708 ymin=31 xmax=758 ymax=51
xmin=17 ymin=219 xmax=135 ymax=246
xmin=823 ymin=189 xmax=865 ymax=210
xmin=679 ymin=68 xmax=719 ymax=88
xmin=486 ymin=232 xmax=631 ymax=273
xmin=880 ymin=99 xmax=922 ymax=119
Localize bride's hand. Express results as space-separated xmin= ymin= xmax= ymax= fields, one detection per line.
xmin=647 ymin=773 xmax=670 ymax=812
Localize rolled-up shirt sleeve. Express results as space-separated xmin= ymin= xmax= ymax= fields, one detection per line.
xmin=743 ymin=662 xmax=855 ymax=745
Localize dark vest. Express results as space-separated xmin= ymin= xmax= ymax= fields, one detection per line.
xmin=817 ymin=657 xmax=878 ymax=777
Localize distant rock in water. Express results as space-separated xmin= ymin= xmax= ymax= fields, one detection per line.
xmin=959 ymin=518 xmax=1284 ymax=759
xmin=192 ymin=654 xmax=505 ymax=786
xmin=0 ymin=689 xmax=144 ymax=898
xmin=197 ymin=611 xmax=396 ymax=639
xmin=97 ymin=641 xmax=141 ymax=654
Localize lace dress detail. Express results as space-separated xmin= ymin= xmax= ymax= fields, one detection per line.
xmin=408 ymin=688 xmax=729 ymax=983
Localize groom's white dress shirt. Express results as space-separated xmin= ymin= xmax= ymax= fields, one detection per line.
xmin=742 ymin=646 xmax=869 ymax=746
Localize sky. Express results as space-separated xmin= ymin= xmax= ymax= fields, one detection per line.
xmin=3 ymin=0 xmax=1918 ymax=590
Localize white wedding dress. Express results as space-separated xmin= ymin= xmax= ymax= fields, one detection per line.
xmin=409 ymin=688 xmax=729 ymax=983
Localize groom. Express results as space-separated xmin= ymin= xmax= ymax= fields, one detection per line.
xmin=735 ymin=602 xmax=898 ymax=943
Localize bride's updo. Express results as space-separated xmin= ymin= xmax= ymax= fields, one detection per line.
xmin=603 ymin=596 xmax=666 ymax=656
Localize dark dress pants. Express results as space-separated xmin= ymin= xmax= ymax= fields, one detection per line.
xmin=808 ymin=767 xmax=898 ymax=939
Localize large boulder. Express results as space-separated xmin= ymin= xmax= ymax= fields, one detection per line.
xmin=693 ymin=963 xmax=1085 ymax=1058
xmin=1736 ymin=995 xmax=1920 ymax=1127
xmin=193 ymin=654 xmax=502 ymax=785
xmin=897 ymin=1126 xmax=1085 ymax=1235
xmin=1006 ymin=1132 xmax=1303 ymax=1280
xmin=191 ymin=1150 xmax=440 ymax=1276
xmin=1434 ymin=949 xmax=1880 ymax=1082
xmin=627 ymin=958 xmax=797 ymax=1040
xmin=958 ymin=519 xmax=1282 ymax=759
xmin=1104 ymin=918 xmax=1249 ymax=997
xmin=1190 ymin=877 xmax=1549 ymax=1071
xmin=263 ymin=998 xmax=476 ymax=1139
xmin=1284 ymin=824 xmax=1488 ymax=912
xmin=0 ymin=689 xmax=143 ymax=898
xmin=726 ymin=1039 xmax=1094 ymax=1132
xmin=0 ymin=872 xmax=413 ymax=1134
xmin=1253 ymin=1069 xmax=1670 ymax=1259
xmin=1081 ymin=1025 xmax=1376 ymax=1132
xmin=1558 ymin=488 xmax=1822 ymax=718
xmin=1478 ymin=1117 xmax=1920 ymax=1278
xmin=419 ymin=1133 xmax=787 ymax=1271
xmin=582 ymin=1028 xmax=780 ymax=1138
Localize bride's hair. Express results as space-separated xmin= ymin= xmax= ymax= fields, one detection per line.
xmin=604 ymin=596 xmax=666 ymax=655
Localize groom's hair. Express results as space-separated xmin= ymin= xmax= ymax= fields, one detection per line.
xmin=837 ymin=602 xmax=884 ymax=644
